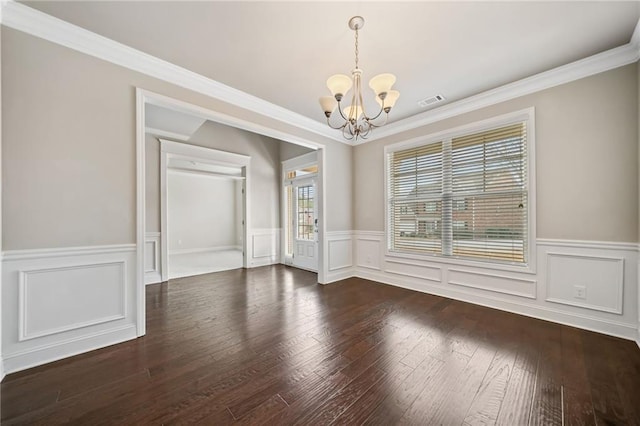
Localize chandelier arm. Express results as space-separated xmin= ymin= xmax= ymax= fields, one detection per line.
xmin=334 ymin=99 xmax=350 ymax=122
xmin=366 ymin=103 xmax=386 ymax=122
xmin=326 ymin=116 xmax=347 ymax=130
xmin=342 ymin=124 xmax=355 ymax=140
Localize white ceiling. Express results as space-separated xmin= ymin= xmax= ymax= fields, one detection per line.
xmin=145 ymin=103 xmax=207 ymax=139
xmin=25 ymin=1 xmax=640 ymax=126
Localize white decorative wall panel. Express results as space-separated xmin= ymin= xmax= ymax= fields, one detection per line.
xmin=253 ymin=233 xmax=277 ymax=258
xmin=2 ymin=245 xmax=137 ymax=374
xmin=385 ymin=258 xmax=442 ymax=283
xmin=356 ymin=239 xmax=381 ymax=270
xmin=328 ymin=238 xmax=352 ymax=271
xmin=249 ymin=229 xmax=280 ymax=267
xmin=448 ymin=268 xmax=536 ymax=299
xmin=144 ymin=242 xmax=156 ymax=273
xmin=546 ymin=252 xmax=624 ymax=314
xmin=19 ymin=262 xmax=126 ymax=341
xmin=144 ymin=232 xmax=161 ymax=285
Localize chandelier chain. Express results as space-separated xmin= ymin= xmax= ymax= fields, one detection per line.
xmin=354 ymin=26 xmax=359 ymax=69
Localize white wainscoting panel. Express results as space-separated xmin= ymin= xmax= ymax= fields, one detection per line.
xmin=19 ymin=262 xmax=126 ymax=341
xmin=325 ymin=232 xmax=354 ymax=283
xmin=351 ymin=231 xmax=639 ymax=341
xmin=250 ymin=229 xmax=280 ymax=267
xmin=448 ymin=268 xmax=536 ymax=299
xmin=145 ymin=232 xmax=161 ymax=285
xmin=355 ymin=233 xmax=382 ymax=271
xmin=2 ymin=245 xmax=138 ymax=373
xmin=546 ymin=252 xmax=623 ymax=314
xmin=386 ymin=258 xmax=442 ymax=283
xmin=328 ymin=237 xmax=353 ymax=272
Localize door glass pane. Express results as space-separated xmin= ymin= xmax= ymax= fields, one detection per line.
xmin=297 ymin=185 xmax=314 ymax=241
xmin=285 ymin=185 xmax=294 ymax=256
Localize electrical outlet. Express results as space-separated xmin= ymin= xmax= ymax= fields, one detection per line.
xmin=573 ymin=285 xmax=587 ymax=300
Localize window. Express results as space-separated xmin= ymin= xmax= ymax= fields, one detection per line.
xmin=297 ymin=185 xmax=315 ymax=241
xmin=387 ymin=117 xmax=530 ymax=265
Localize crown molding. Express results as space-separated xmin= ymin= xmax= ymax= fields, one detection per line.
xmin=0 ymin=1 xmax=346 ymax=145
xmin=2 ymin=1 xmax=639 ymax=147
xmin=367 ymin=39 xmax=640 ymax=142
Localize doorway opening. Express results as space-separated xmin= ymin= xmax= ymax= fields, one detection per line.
xmin=160 ymin=139 xmax=249 ymax=281
xmin=283 ymin=152 xmax=318 ymax=272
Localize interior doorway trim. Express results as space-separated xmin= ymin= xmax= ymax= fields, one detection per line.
xmin=159 ymin=139 xmax=250 ymax=281
xmin=136 ymin=88 xmax=328 ymax=338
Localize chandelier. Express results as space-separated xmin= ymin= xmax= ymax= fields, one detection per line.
xmin=319 ymin=16 xmax=399 ymax=141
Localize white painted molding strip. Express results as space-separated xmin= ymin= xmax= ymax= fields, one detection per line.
xmin=0 ymin=1 xmax=344 ymax=145
xmin=2 ymin=244 xmax=136 ymax=261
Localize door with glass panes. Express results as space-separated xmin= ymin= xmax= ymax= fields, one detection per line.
xmin=287 ymin=178 xmax=318 ymax=271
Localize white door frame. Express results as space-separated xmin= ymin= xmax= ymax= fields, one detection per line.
xmin=135 ymin=88 xmax=328 ymax=338
xmin=159 ymin=139 xmax=250 ymax=281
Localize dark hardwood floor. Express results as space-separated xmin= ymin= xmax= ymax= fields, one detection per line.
xmin=2 ymin=265 xmax=640 ymax=425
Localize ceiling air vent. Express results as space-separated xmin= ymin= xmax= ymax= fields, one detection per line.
xmin=418 ymin=94 xmax=445 ymax=108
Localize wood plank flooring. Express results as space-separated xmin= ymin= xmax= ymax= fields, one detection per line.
xmin=2 ymin=265 xmax=640 ymax=425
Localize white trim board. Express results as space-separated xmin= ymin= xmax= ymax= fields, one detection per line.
xmin=2 ymin=2 xmax=639 ymax=146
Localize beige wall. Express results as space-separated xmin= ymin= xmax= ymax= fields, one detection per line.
xmin=182 ymin=121 xmax=281 ymax=231
xmin=2 ymin=28 xmax=352 ymax=250
xmin=355 ymin=64 xmax=639 ymax=243
xmin=279 ymin=141 xmax=313 ymax=162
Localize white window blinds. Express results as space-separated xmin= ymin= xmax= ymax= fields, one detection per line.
xmin=388 ymin=121 xmax=528 ymax=264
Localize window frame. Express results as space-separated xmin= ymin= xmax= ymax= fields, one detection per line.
xmin=384 ymin=108 xmax=537 ymax=274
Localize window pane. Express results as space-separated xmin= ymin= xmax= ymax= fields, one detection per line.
xmin=297 ymin=185 xmax=314 ymax=241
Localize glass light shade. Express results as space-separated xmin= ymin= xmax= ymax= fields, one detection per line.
xmin=319 ymin=96 xmax=337 ymax=113
xmin=369 ymin=73 xmax=396 ymax=96
xmin=327 ymin=74 xmax=353 ymax=97
xmin=376 ymin=90 xmax=400 ymax=109
xmin=343 ymin=104 xmax=364 ymax=120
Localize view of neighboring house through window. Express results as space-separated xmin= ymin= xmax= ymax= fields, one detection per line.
xmin=388 ymin=119 xmax=529 ymax=264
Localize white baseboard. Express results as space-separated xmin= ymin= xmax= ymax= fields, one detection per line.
xmin=249 ymin=256 xmax=280 ymax=268
xmin=324 ymin=267 xmax=354 ymax=284
xmin=145 ymin=272 xmax=163 ymax=285
xmin=0 ymin=357 xmax=5 ymax=382
xmin=3 ymin=324 xmax=137 ymax=374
